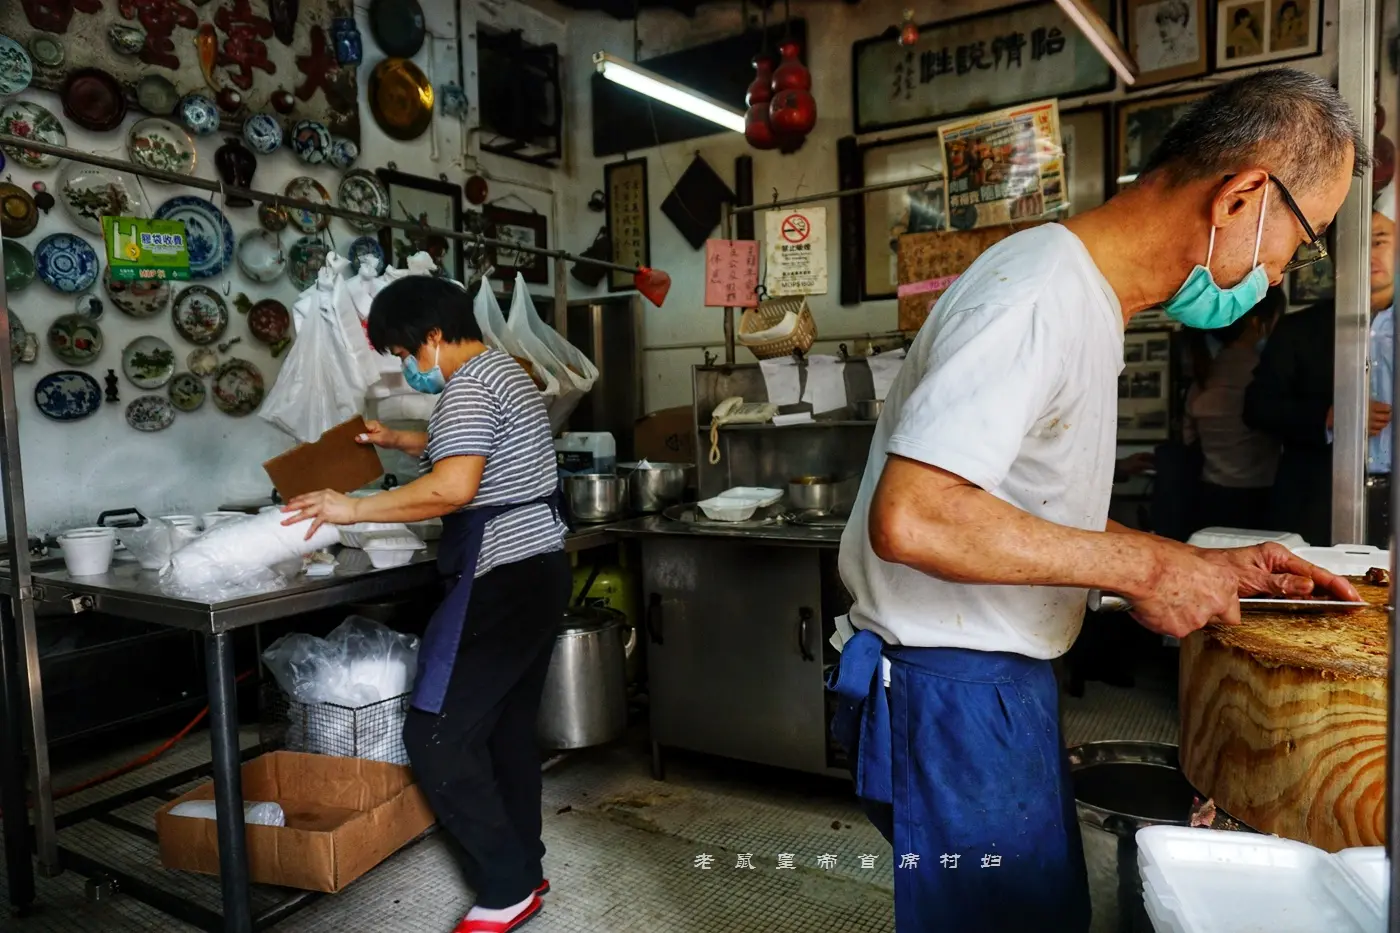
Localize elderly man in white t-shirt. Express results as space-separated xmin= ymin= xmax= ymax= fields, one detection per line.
xmin=830 ymin=68 xmax=1364 ymax=933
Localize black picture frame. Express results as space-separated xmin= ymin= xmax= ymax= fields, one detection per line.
xmin=604 ymin=158 xmax=650 ymax=292
xmin=1124 ymin=0 xmax=1211 ymax=90
xmin=1115 ymin=89 xmax=1209 ymax=188
xmin=1060 ymin=103 xmax=1114 ymax=216
xmin=1211 ymin=0 xmax=1323 ymax=73
xmin=853 ymin=129 xmax=946 ymax=301
xmin=849 ymin=0 xmax=1118 ymax=135
xmin=375 ymin=169 xmax=465 ymax=282
xmin=482 ymin=204 xmax=548 ymax=285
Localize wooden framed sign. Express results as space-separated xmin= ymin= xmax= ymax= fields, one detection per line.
xmin=605 ymin=158 xmax=650 ymax=292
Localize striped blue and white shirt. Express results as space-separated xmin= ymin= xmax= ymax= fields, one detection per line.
xmin=422 ymin=349 xmax=565 ymax=577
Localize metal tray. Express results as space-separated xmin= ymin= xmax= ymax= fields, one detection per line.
xmin=662 ymin=503 xmax=783 ymax=530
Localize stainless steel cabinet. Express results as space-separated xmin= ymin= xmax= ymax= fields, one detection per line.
xmin=642 ymin=537 xmax=841 ymax=778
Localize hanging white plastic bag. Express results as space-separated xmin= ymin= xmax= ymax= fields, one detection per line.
xmin=506 ymin=274 xmax=592 ymax=430
xmin=474 ymin=283 xmax=559 ymax=400
xmin=511 ymin=272 xmax=599 ymax=394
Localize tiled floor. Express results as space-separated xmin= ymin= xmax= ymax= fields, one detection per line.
xmin=0 ymin=678 xmax=1177 ymax=933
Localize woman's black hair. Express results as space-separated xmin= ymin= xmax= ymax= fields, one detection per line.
xmin=366 ymin=275 xmax=483 ymax=354
xmin=1234 ymin=8 xmax=1252 ymax=25
xmin=1278 ymin=0 xmax=1299 ymax=16
xmin=1187 ymin=284 xmax=1287 ymax=388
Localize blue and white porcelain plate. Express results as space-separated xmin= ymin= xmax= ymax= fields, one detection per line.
xmin=154 ymin=196 xmax=234 ymax=279
xmin=0 ymin=36 xmax=34 ymax=97
xmin=34 ymin=233 xmax=99 ymax=293
xmin=34 ymin=370 xmax=101 ymax=421
xmin=178 ymin=94 xmax=220 ymax=137
xmin=348 ymin=236 xmax=385 ymax=275
xmin=291 ymin=120 xmax=331 ymax=164
xmin=242 ymin=113 xmax=283 ymax=154
xmin=126 ymin=395 xmax=175 ymax=432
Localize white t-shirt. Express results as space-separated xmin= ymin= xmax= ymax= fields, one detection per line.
xmin=837 ymin=224 xmax=1124 ymax=664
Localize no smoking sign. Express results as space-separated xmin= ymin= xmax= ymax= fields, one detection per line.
xmin=780 ymin=213 xmax=811 ymax=244
xmin=764 ymin=206 xmax=827 ymax=297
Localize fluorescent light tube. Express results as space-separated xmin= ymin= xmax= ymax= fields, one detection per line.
xmin=593 ymin=51 xmax=746 ymax=134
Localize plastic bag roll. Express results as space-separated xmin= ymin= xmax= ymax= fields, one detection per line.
xmin=169 ymin=800 xmax=286 ymax=827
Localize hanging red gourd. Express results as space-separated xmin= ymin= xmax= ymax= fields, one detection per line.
xmin=768 ymin=39 xmax=816 ymax=142
xmin=770 ymin=40 xmax=810 ymax=93
xmin=744 ymin=54 xmax=778 ymax=151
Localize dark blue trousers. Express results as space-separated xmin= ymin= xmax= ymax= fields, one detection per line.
xmin=829 ymin=630 xmax=1090 ymax=933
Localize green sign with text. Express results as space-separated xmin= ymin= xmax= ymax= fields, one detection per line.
xmin=102 ymin=216 xmax=191 ymax=281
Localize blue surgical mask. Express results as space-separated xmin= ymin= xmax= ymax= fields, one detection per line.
xmin=403 ymin=345 xmax=445 ymax=394
xmin=1163 ymin=185 xmax=1271 ymax=330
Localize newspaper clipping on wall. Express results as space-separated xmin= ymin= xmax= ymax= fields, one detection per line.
xmin=938 ymin=99 xmax=1065 ymax=231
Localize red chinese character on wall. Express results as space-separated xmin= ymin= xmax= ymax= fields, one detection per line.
xmin=117 ymin=0 xmax=199 ymax=70
xmin=295 ymin=25 xmax=336 ymax=102
xmin=214 ymin=0 xmax=276 ymax=90
xmin=21 ymin=0 xmax=101 ymax=34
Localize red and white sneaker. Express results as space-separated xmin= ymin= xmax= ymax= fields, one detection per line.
xmin=450 ymin=895 xmax=542 ymax=933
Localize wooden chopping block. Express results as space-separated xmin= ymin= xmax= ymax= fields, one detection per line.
xmin=1178 ymin=579 xmax=1389 ymax=852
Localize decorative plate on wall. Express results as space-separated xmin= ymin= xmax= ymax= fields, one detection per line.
xmin=0 ymin=182 xmax=36 ymax=238
xmin=103 ymin=267 xmax=170 ymax=318
xmin=171 ymin=284 xmax=229 ymax=345
xmin=287 ymin=236 xmax=329 ymax=290
xmin=348 ymin=236 xmax=385 ymax=275
xmin=59 ymin=162 xmax=145 ymax=235
xmin=178 ymin=94 xmax=220 ymax=137
xmin=0 ymin=36 xmax=34 ymax=96
xmin=34 ymin=370 xmax=101 ymax=421
xmin=337 ymin=170 xmax=390 ymax=232
xmin=127 ymin=117 xmax=197 ymax=179
xmin=235 ymin=229 xmax=286 ymax=282
xmin=368 ymin=58 xmax=433 ymax=141
xmin=284 ymin=177 xmax=331 ymax=234
xmin=168 ymin=372 xmax=206 ymax=412
xmin=187 ymin=347 xmax=218 ymax=377
xmin=291 ymin=119 xmax=331 ymax=164
xmin=46 ymin=313 xmax=103 ymax=365
xmin=34 ymin=233 xmax=99 ymax=293
xmin=248 ymin=299 xmax=291 ymax=345
xmin=61 ymin=68 xmax=127 ymax=132
xmin=122 ymin=335 xmax=176 ymax=389
xmin=153 ymin=196 xmax=234 ymax=279
xmin=0 ymin=101 xmax=65 ymax=168
xmin=3 ymin=239 xmax=35 ymax=292
xmin=126 ymin=395 xmax=176 ymax=432
xmin=243 ymin=113 xmax=283 ymax=154
xmin=212 ymin=359 xmax=265 ymax=416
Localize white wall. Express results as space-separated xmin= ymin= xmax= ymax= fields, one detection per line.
xmin=4 ymin=0 xmax=565 ymax=534
xmin=558 ymin=0 xmax=1343 ymax=412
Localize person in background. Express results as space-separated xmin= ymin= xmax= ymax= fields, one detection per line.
xmin=1183 ymin=285 xmax=1286 ymax=531
xmin=1244 ymin=186 xmax=1395 ymax=546
xmin=280 ymin=276 xmax=569 ymax=933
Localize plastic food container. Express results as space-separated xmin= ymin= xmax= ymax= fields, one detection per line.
xmin=697 ymin=497 xmax=759 ymax=522
xmin=1289 ymin=544 xmax=1391 ymax=576
xmin=1187 ymin=527 xmax=1308 ymax=550
xmin=359 ymin=533 xmax=426 ymax=569
xmin=59 ymin=528 xmax=116 ymax=576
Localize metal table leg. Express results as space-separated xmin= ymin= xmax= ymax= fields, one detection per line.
xmin=205 ymin=632 xmax=252 ymax=933
xmin=0 ymin=597 xmax=34 ymax=914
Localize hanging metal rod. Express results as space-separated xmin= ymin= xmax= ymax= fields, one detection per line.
xmin=729 ymin=172 xmax=944 ymax=216
xmin=0 ymin=134 xmax=641 ymax=276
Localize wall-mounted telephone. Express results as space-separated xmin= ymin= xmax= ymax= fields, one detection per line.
xmin=708 ymin=396 xmax=779 ymax=464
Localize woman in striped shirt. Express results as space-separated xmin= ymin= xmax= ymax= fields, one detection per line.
xmin=283 ymin=275 xmax=568 ymax=933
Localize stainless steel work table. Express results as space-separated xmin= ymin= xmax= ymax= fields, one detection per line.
xmin=611 ymin=514 xmax=844 ymax=547
xmin=0 ymin=526 xmax=621 ymax=932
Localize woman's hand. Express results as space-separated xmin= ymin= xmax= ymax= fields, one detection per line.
xmin=281 ymin=490 xmax=360 ymax=540
xmin=356 ymin=420 xmax=400 ymax=451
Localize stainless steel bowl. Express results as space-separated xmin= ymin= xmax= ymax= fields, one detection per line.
xmin=565 ymin=474 xmax=628 ymax=523
xmin=619 ymin=461 xmax=692 ymax=513
xmin=855 ymin=399 xmax=884 ymax=421
xmin=788 ymin=475 xmax=837 ymax=513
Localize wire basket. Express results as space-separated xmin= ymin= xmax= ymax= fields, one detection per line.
xmin=261 ymin=683 xmax=411 ymax=766
xmin=737 ymin=295 xmax=817 ymax=360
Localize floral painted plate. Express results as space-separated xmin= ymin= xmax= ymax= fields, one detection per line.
xmin=337 ymin=170 xmax=390 ymax=233
xmin=0 ymin=36 xmax=34 ymax=97
xmin=348 ymin=235 xmax=386 ymax=275
xmin=103 ymin=266 xmax=170 ymax=318
xmin=168 ymin=372 xmax=206 ymax=412
xmin=34 ymin=233 xmax=99 ymax=293
xmin=3 ymin=239 xmax=34 ymax=292
xmin=127 ymin=117 xmax=197 ymax=179
xmin=154 ymin=196 xmax=234 ymax=279
xmin=0 ymin=101 xmax=65 ymax=168
xmin=235 ymin=229 xmax=285 ymax=282
xmin=126 ymin=395 xmax=176 ymax=432
xmin=212 ymin=359 xmax=264 ymax=416
xmin=34 ymin=370 xmax=101 ymax=421
xmin=59 ymin=162 xmax=145 ymax=234
xmin=248 ymin=298 xmax=291 ymax=344
xmin=187 ymin=347 xmax=218 ymax=377
xmin=47 ymin=313 xmax=103 ymax=365
xmin=287 ymin=236 xmax=329 ymax=290
xmin=284 ymin=176 xmax=331 ymax=234
xmin=122 ymin=335 xmax=175 ymax=389
xmin=172 ymin=284 xmax=229 ymax=345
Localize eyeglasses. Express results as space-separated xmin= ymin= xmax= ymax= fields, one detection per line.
xmin=1268 ymin=174 xmax=1328 ymax=272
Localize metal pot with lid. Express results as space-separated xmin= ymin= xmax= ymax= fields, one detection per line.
xmin=537 ymin=604 xmax=629 ymax=749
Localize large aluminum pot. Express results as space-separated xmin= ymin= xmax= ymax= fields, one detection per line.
xmin=537 ymin=605 xmax=628 ymax=749
xmin=788 ymin=475 xmax=837 ymax=512
xmin=564 ymin=473 xmax=627 ymax=523
xmin=620 ymin=461 xmax=692 ymax=513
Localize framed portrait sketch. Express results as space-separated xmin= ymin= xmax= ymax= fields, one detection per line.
xmin=1059 ymin=105 xmax=1111 ymax=217
xmin=1116 ymin=91 xmax=1208 ymax=186
xmin=1214 ymin=0 xmax=1321 ymax=71
xmin=483 ymin=204 xmax=548 ymax=285
xmin=857 ymin=132 xmax=946 ymax=300
xmin=375 ymin=169 xmax=465 ymax=282
xmin=1125 ymin=0 xmax=1209 ymax=88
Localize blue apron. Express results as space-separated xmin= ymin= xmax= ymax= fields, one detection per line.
xmin=827 ymin=629 xmax=1090 ymax=933
xmin=410 ymin=490 xmax=566 ymax=715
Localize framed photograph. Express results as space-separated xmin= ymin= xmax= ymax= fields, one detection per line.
xmin=1060 ymin=105 xmax=1111 ymax=216
xmin=1116 ymin=91 xmax=1208 ymax=185
xmin=1288 ymin=254 xmax=1334 ymax=304
xmin=850 ymin=0 xmax=1116 ymax=134
xmin=1126 ymin=0 xmax=1209 ymax=88
xmin=1214 ymin=0 xmax=1321 ymax=71
xmin=375 ymin=169 xmax=465 ymax=282
xmin=483 ymin=204 xmax=548 ymax=285
xmin=858 ymin=131 xmax=946 ymax=300
xmin=605 ymin=158 xmax=650 ymax=292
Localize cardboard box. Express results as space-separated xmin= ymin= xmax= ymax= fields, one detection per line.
xmin=633 ymin=406 xmax=695 ymax=464
xmin=155 ymin=751 xmax=434 ymax=893
xmin=262 ymin=416 xmax=384 ymax=501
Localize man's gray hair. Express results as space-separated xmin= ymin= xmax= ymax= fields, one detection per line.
xmin=1141 ymin=68 xmax=1371 ymax=191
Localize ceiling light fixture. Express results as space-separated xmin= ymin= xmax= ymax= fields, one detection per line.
xmin=593 ymin=51 xmax=746 ymax=134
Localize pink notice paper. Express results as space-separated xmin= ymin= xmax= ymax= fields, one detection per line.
xmin=704 ymin=239 xmax=760 ymax=308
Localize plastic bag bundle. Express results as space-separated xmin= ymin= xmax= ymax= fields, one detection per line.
xmin=116 ymin=517 xmax=180 ymax=571
xmin=505 ymin=272 xmax=599 ymax=431
xmin=474 ymin=283 xmax=560 ymax=398
xmin=161 ymin=511 xmax=340 ymax=602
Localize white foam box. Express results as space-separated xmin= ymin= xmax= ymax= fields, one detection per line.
xmin=1136 ymin=827 xmax=1385 ymax=933
xmin=1288 ymin=544 xmax=1390 ymax=576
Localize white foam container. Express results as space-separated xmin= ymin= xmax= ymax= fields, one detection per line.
xmin=1288 ymin=544 xmax=1390 ymax=576
xmin=58 ymin=529 xmax=116 ymax=576
xmin=1136 ymin=827 xmax=1385 ymax=933
xmin=1187 ymin=527 xmax=1309 ymax=550
xmin=358 ymin=532 xmax=426 ymax=569
xmin=697 ymin=497 xmax=758 ymax=522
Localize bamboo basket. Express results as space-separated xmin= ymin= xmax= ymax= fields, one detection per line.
xmin=736 ymin=295 xmax=816 ymax=360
